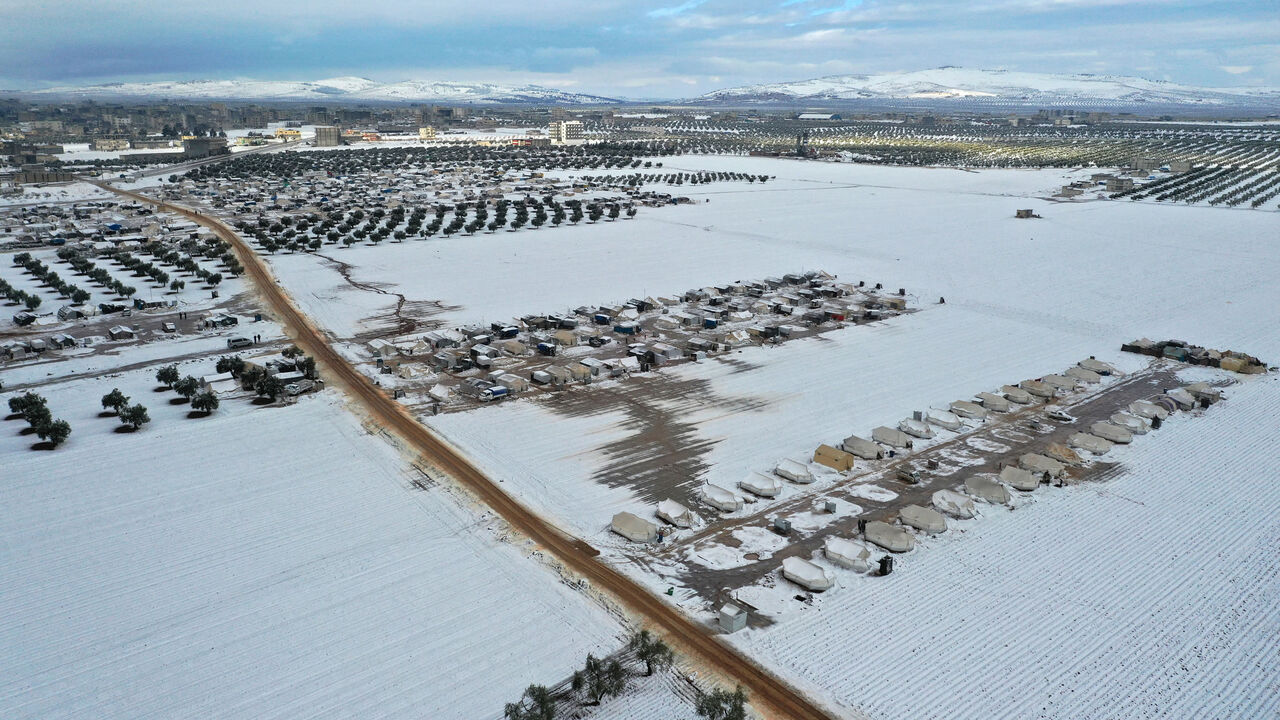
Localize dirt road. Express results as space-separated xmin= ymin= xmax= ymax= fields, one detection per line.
xmin=90 ymin=181 xmax=840 ymax=720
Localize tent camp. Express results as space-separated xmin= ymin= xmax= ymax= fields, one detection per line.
xmin=700 ymin=484 xmax=743 ymax=513
xmin=1069 ymin=432 xmax=1114 ymax=455
xmin=1001 ymin=385 xmax=1034 ymax=404
xmin=775 ymin=459 xmax=814 ymax=484
xmin=926 ymin=408 xmax=963 ymax=431
xmin=782 ymin=557 xmax=834 ymax=592
xmin=950 ymin=400 xmax=989 ymax=420
xmin=816 ymin=443 xmax=857 ymax=470
xmin=1110 ymin=413 xmax=1148 ymax=434
xmin=1065 ymin=367 xmax=1102 ymax=384
xmin=965 ymin=476 xmax=1011 ymax=505
xmin=872 ymin=426 xmax=914 ymax=449
xmin=656 ymin=499 xmax=697 ymax=528
xmin=865 ymin=520 xmax=915 ymax=552
xmin=840 ymin=436 xmax=883 ymax=460
xmin=611 ymin=512 xmax=658 ymax=543
xmin=898 ymin=418 xmax=935 ymax=439
xmin=1129 ymin=400 xmax=1169 ymax=420
xmin=739 ymin=472 xmax=783 ymax=498
xmin=975 ymin=392 xmax=1011 ymax=413
xmin=1090 ymin=422 xmax=1133 ymax=444
xmin=999 ymin=465 xmax=1041 ymax=491
xmin=1020 ymin=453 xmax=1066 ymax=478
xmin=899 ymin=504 xmax=947 ymax=534
xmin=824 ymin=537 xmax=872 ymax=572
xmin=932 ymin=489 xmax=976 ymax=518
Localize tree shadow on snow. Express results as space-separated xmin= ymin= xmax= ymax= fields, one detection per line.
xmin=30 ymin=441 xmax=56 ymax=451
xmin=168 ymin=398 xmax=190 ymax=405
xmin=97 ymin=410 xmax=118 ymax=418
xmin=186 ymin=410 xmax=213 ymax=419
xmin=18 ymin=426 xmax=37 ymax=436
xmin=113 ymin=425 xmax=139 ymax=434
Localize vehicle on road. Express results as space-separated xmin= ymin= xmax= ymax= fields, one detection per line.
xmin=161 ymin=322 xmax=176 ymax=333
xmin=1047 ymin=409 xmax=1076 ymax=423
xmin=227 ymin=336 xmax=251 ymax=349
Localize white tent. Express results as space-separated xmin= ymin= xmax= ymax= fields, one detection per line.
xmin=975 ymin=392 xmax=1011 ymax=413
xmin=1165 ymin=387 xmax=1197 ymax=410
xmin=1001 ymin=385 xmax=1034 ymax=404
xmin=899 ymin=504 xmax=947 ymax=534
xmin=1069 ymin=432 xmax=1114 ymax=456
xmin=1065 ymin=366 xmax=1101 ymax=384
xmin=700 ymin=484 xmax=743 ymax=513
xmin=999 ymin=465 xmax=1041 ymax=491
xmin=782 ymin=557 xmax=834 ymax=592
xmin=1090 ymin=422 xmax=1133 ymax=444
xmin=898 ymin=418 xmax=935 ymax=439
xmin=739 ymin=472 xmax=783 ymax=498
xmin=932 ymin=489 xmax=976 ymax=518
xmin=872 ymin=426 xmax=914 ymax=449
xmin=865 ymin=520 xmax=915 ymax=552
xmin=926 ymin=408 xmax=963 ymax=431
xmin=1110 ymin=413 xmax=1148 ymax=434
xmin=656 ymin=499 xmax=697 ymax=528
xmin=950 ymin=400 xmax=989 ymax=420
xmin=774 ymin=459 xmax=814 ymax=484
xmin=1020 ymin=453 xmax=1066 ymax=478
xmin=824 ymin=537 xmax=872 ymax=572
xmin=611 ymin=512 xmax=658 ymax=543
xmin=841 ymin=435 xmax=884 ymax=460
xmin=965 ymin=476 xmax=1011 ymax=505
xmin=1129 ymin=400 xmax=1169 ymax=420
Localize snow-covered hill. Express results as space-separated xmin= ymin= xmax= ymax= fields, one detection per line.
xmin=22 ymin=76 xmax=622 ymax=105
xmin=696 ymin=67 xmax=1280 ymax=108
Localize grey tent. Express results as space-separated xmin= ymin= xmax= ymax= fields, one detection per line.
xmin=656 ymin=499 xmax=697 ymax=528
xmin=1020 ymin=453 xmax=1066 ymax=478
xmin=1079 ymin=357 xmax=1119 ymax=375
xmin=1042 ymin=374 xmax=1080 ymax=391
xmin=611 ymin=512 xmax=658 ymax=542
xmin=872 ymin=426 xmax=914 ymax=449
xmin=824 ymin=537 xmax=873 ymax=572
xmin=933 ymin=489 xmax=976 ymax=518
xmin=775 ymin=459 xmax=814 ymax=484
xmin=1069 ymin=432 xmax=1114 ymax=455
xmin=700 ymin=484 xmax=743 ymax=512
xmin=739 ymin=472 xmax=783 ymax=498
xmin=950 ymin=400 xmax=989 ymax=420
xmin=975 ymin=392 xmax=1011 ymax=413
xmin=1110 ymin=413 xmax=1148 ymax=434
xmin=926 ymin=408 xmax=963 ymax=431
xmin=1001 ymin=385 xmax=1034 ymax=404
xmin=841 ymin=435 xmax=884 ymax=460
xmin=865 ymin=520 xmax=915 ymax=552
xmin=899 ymin=418 xmax=935 ymax=439
xmin=965 ymin=476 xmax=1011 ymax=505
xmin=1129 ymin=400 xmax=1169 ymax=420
xmin=782 ymin=557 xmax=834 ymax=591
xmin=999 ymin=466 xmax=1040 ymax=491
xmin=1019 ymin=379 xmax=1056 ymax=398
xmin=899 ymin=504 xmax=947 ymax=534
xmin=1065 ymin=367 xmax=1102 ymax=384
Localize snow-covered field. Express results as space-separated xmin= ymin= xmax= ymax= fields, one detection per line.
xmin=0 ymin=368 xmax=623 ymax=719
xmin=0 ymin=180 xmax=114 ymax=206
xmin=732 ymin=371 xmax=1280 ymax=719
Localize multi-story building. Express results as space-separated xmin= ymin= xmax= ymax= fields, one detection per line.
xmin=548 ymin=120 xmax=584 ymax=146
xmin=314 ymin=126 xmax=341 ymax=147
xmin=418 ymin=126 xmax=437 ymax=141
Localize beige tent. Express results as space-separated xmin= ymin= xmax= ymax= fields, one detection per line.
xmin=611 ymin=512 xmax=658 ymax=542
xmin=871 ymin=426 xmax=914 ymax=449
xmin=500 ymin=339 xmax=527 ymax=356
xmin=1091 ymin=422 xmax=1133 ymax=444
xmin=932 ymin=489 xmax=976 ymax=518
xmin=1020 ymin=379 xmax=1056 ymax=398
xmin=1001 ymin=385 xmax=1034 ymax=404
xmin=965 ymin=476 xmax=1011 ymax=505
xmin=836 ymin=438 xmax=879 ymax=462
xmin=1069 ymin=432 xmax=1113 ymax=455
xmin=999 ymin=466 xmax=1040 ymax=491
xmin=1065 ymin=366 xmax=1101 ymax=384
xmin=1045 ymin=442 xmax=1083 ymax=466
xmin=899 ymin=504 xmax=947 ymax=534
xmin=1020 ymin=453 xmax=1065 ymax=478
xmin=950 ymin=400 xmax=989 ymax=420
xmin=1042 ymin=374 xmax=1080 ymax=391
xmin=865 ymin=520 xmax=915 ymax=552
xmin=975 ymin=392 xmax=1011 ymax=413
xmin=815 ymin=443 xmax=857 ymax=470
xmin=824 ymin=537 xmax=872 ymax=572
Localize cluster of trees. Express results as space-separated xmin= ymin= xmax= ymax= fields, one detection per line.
xmin=155 ymin=366 xmax=220 ymax=414
xmin=589 ymin=171 xmax=769 ymax=188
xmin=54 ymin=249 xmax=139 ymax=301
xmin=11 ymin=253 xmax=91 ymax=306
xmin=100 ymin=388 xmax=152 ymax=429
xmin=0 ymin=278 xmax=45 ymax=313
xmin=213 ymin=346 xmax=315 ymax=402
xmin=502 ymin=630 xmax=742 ymax=719
xmin=7 ymin=392 xmax=71 ymax=448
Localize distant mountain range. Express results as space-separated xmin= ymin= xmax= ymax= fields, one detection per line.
xmin=695 ymin=68 xmax=1280 ymax=109
xmin=11 ymin=68 xmax=1280 ymax=110
xmin=19 ymin=76 xmax=622 ymax=105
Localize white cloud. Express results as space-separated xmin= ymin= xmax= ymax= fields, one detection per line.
xmin=1221 ymin=65 xmax=1253 ymax=75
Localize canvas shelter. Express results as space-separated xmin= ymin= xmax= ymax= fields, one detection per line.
xmin=782 ymin=557 xmax=834 ymax=592
xmin=1065 ymin=367 xmax=1101 ymax=384
xmin=1019 ymin=379 xmax=1056 ymax=398
xmin=1001 ymin=385 xmax=1034 ymax=404
xmin=898 ymin=418 xmax=934 ymax=439
xmin=965 ymin=476 xmax=1011 ymax=505
xmin=1000 ymin=465 xmax=1040 ymax=491
xmin=815 ymin=443 xmax=857 ymax=470
xmin=1020 ymin=453 xmax=1066 ymax=477
xmin=775 ymin=459 xmax=814 ymax=483
xmin=899 ymin=504 xmax=947 ymax=534
xmin=1079 ymin=357 xmax=1119 ymax=375
xmin=872 ymin=426 xmax=914 ymax=449
xmin=1129 ymin=400 xmax=1169 ymax=420
xmin=656 ymin=499 xmax=696 ymax=528
xmin=950 ymin=400 xmax=989 ymax=420
xmin=1042 ymin=374 xmax=1080 ymax=391
xmin=1069 ymin=433 xmax=1114 ymax=455
xmin=865 ymin=520 xmax=915 ymax=552
xmin=1110 ymin=413 xmax=1148 ymax=434
xmin=1090 ymin=422 xmax=1133 ymax=444
xmin=739 ymin=472 xmax=783 ymax=498
xmin=611 ymin=512 xmax=658 ymax=543
xmin=700 ymin=484 xmax=743 ymax=512
xmin=926 ymin=408 xmax=963 ymax=431
xmin=975 ymin=392 xmax=1011 ymax=413
xmin=824 ymin=537 xmax=872 ymax=572
xmin=840 ymin=436 xmax=883 ymax=460
xmin=932 ymin=489 xmax=976 ymax=518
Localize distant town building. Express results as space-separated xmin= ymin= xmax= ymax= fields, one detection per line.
xmin=797 ymin=113 xmax=842 ymax=121
xmin=1131 ymin=157 xmax=1160 ymax=171
xmin=418 ymin=126 xmax=437 ymax=141
xmin=274 ymin=128 xmax=302 ymax=141
xmin=314 ymin=126 xmax=341 ymax=147
xmin=90 ymin=138 xmax=131 ymax=151
xmin=12 ymin=164 xmax=75 ymax=184
xmin=1169 ymin=160 xmax=1193 ymax=173
xmin=182 ymin=137 xmax=229 ymax=159
xmin=1106 ymin=177 xmax=1135 ymax=192
xmin=548 ymin=120 xmax=585 ymax=146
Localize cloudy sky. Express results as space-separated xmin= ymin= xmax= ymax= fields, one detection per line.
xmin=1 ymin=0 xmax=1276 ymax=95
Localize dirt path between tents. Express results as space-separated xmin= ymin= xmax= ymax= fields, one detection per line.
xmin=88 ymin=180 xmax=842 ymax=720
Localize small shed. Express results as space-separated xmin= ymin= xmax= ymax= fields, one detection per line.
xmin=824 ymin=537 xmax=872 ymax=572
xmin=611 ymin=512 xmax=659 ymax=543
xmin=719 ymin=604 xmax=747 ymax=633
xmin=841 ymin=435 xmax=883 ymax=460
xmin=899 ymin=504 xmax=947 ymax=534
xmin=965 ymin=476 xmax=1011 ymax=505
xmin=775 ymin=459 xmax=814 ymax=484
xmin=864 ymin=520 xmax=915 ymax=553
xmin=739 ymin=472 xmax=783 ymax=498
xmin=781 ymin=557 xmax=834 ymax=592
xmin=815 ymin=443 xmax=857 ymax=471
